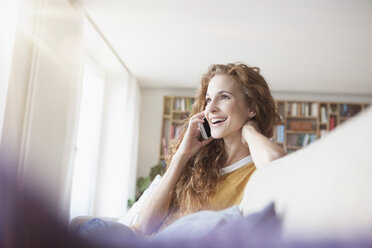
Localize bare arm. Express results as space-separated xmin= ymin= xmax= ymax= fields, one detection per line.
xmin=241 ymin=121 xmax=286 ymax=169
xmin=137 ymin=153 xmax=187 ymax=234
xmin=137 ymin=111 xmax=212 ymax=235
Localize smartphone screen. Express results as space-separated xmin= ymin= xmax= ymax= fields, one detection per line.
xmin=199 ymin=117 xmax=211 ymax=140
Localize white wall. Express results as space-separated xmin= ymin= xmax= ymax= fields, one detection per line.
xmin=137 ymin=87 xmax=372 ymax=180
xmin=137 ymin=88 xmax=196 ymax=179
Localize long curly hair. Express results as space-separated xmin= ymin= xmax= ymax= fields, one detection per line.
xmin=165 ymin=63 xmax=281 ymax=215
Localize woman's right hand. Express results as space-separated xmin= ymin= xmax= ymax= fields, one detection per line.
xmin=175 ymin=111 xmax=213 ymax=160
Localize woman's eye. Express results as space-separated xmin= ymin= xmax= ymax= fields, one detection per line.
xmin=221 ymin=95 xmax=229 ymax=100
xmin=206 ymin=98 xmax=211 ymax=104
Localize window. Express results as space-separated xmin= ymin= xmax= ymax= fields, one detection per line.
xmin=0 ymin=0 xmax=20 ymax=140
xmin=69 ymin=61 xmax=105 ymax=220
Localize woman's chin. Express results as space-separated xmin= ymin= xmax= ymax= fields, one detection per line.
xmin=211 ymin=132 xmax=223 ymax=139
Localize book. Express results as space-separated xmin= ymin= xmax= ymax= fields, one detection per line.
xmin=164 ymin=98 xmax=171 ymax=115
xmin=162 ymin=137 xmax=168 ymax=156
xmin=309 ymin=134 xmax=317 ymax=143
xmin=276 ymin=125 xmax=285 ymax=143
xmin=291 ymin=103 xmax=298 ymax=116
xmin=296 ymin=134 xmax=305 ymax=146
xmin=311 ymin=103 xmax=318 ymax=117
xmin=330 ymin=117 xmax=335 ymax=131
xmin=181 ymin=98 xmax=186 ymax=111
xmin=341 ymin=104 xmax=348 ymax=117
xmin=301 ymin=103 xmax=305 ymax=116
xmin=305 ymin=103 xmax=310 ymax=116
xmin=320 ymin=106 xmax=327 ymax=123
xmin=302 ymin=134 xmax=310 ymax=146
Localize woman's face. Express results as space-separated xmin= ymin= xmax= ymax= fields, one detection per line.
xmin=205 ymin=75 xmax=254 ymax=139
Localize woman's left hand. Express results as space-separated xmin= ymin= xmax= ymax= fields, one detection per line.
xmin=241 ymin=119 xmax=286 ymax=168
xmin=241 ymin=120 xmax=260 ymax=146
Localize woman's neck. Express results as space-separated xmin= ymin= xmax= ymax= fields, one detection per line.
xmin=223 ymin=131 xmax=250 ymax=167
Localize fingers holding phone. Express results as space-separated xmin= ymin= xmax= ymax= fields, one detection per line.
xmin=176 ymin=112 xmax=212 ymax=159
xmin=198 ymin=117 xmax=211 ymax=140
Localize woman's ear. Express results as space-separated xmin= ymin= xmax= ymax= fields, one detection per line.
xmin=247 ymin=109 xmax=256 ymax=119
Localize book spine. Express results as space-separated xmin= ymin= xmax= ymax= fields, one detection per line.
xmin=276 ymin=125 xmax=284 ymax=143
xmin=311 ymin=103 xmax=318 ymax=117
xmin=297 ymin=134 xmax=304 ymax=146
xmin=291 ymin=103 xmax=297 ymax=116
xmin=321 ymin=106 xmax=327 ymax=123
xmin=305 ymin=104 xmax=309 ymax=116
xmin=302 ymin=134 xmax=310 ymax=146
xmin=162 ymin=137 xmax=168 ymax=156
xmin=330 ymin=117 xmax=335 ymax=130
xmin=181 ymin=98 xmax=185 ymax=112
xmin=170 ymin=124 xmax=175 ymax=139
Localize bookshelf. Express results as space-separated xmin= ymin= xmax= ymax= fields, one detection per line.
xmin=274 ymin=101 xmax=370 ymax=153
xmin=160 ymin=96 xmax=371 ymax=158
xmin=160 ymin=96 xmax=195 ymax=159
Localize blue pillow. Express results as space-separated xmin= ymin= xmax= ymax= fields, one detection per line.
xmin=151 ymin=202 xmax=281 ymax=248
xmin=153 ymin=205 xmax=243 ymax=241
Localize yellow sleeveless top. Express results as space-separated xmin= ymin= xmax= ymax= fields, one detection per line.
xmin=160 ymin=157 xmax=256 ymax=231
xmin=131 ymin=156 xmax=256 ymax=237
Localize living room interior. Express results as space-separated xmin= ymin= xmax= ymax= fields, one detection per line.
xmin=1 ymin=0 xmax=372 ymax=244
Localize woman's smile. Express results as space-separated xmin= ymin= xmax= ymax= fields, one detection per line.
xmin=210 ymin=117 xmax=227 ymax=125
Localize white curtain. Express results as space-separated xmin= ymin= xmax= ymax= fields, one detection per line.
xmin=69 ymin=61 xmax=106 ymax=219
xmin=0 ymin=0 xmax=20 ymax=141
xmin=0 ymin=0 xmax=85 ymax=223
xmin=92 ymin=74 xmax=141 ymax=218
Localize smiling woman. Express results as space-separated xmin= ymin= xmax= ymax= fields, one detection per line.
xmin=132 ymin=63 xmax=286 ymax=236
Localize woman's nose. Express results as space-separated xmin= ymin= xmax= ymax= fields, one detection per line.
xmin=206 ymin=101 xmax=218 ymax=113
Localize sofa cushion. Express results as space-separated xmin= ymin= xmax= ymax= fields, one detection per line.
xmin=239 ymin=106 xmax=372 ymax=241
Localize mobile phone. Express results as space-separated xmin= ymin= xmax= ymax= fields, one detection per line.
xmin=198 ymin=117 xmax=211 ymax=140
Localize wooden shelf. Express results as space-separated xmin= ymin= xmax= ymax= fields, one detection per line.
xmin=286 ymin=145 xmax=302 ymax=149
xmin=286 ymin=116 xmax=317 ymax=119
xmin=286 ymin=130 xmax=317 ymax=134
xmin=172 ymin=110 xmax=190 ymax=114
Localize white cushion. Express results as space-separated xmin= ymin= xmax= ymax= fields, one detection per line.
xmin=239 ymin=106 xmax=372 ymax=241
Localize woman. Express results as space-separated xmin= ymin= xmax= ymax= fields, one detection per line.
xmin=134 ymin=63 xmax=286 ymax=236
